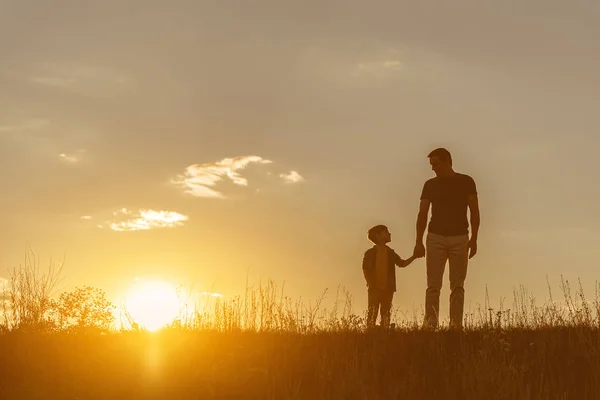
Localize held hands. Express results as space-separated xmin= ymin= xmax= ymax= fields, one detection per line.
xmin=413 ymin=243 xmax=426 ymax=259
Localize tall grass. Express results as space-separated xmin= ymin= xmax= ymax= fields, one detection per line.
xmin=1 ymin=255 xmax=600 ymax=399
xmin=1 ymin=247 xmax=63 ymax=331
xmin=167 ymin=277 xmax=600 ymax=334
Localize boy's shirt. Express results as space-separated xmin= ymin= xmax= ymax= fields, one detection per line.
xmin=374 ymin=246 xmax=389 ymax=290
xmin=362 ymin=245 xmax=404 ymax=293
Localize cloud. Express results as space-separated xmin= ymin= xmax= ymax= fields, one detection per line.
xmin=199 ymin=292 xmax=224 ymax=298
xmin=352 ymin=60 xmax=403 ymax=78
xmin=0 ymin=118 xmax=50 ymax=134
xmin=99 ymin=208 xmax=189 ymax=232
xmin=280 ymin=170 xmax=305 ymax=184
xmin=29 ymin=63 xmax=133 ymax=97
xmin=1 ymin=119 xmax=90 ymax=162
xmin=59 ymin=148 xmax=86 ymax=164
xmin=30 ymin=76 xmax=76 ymax=89
xmin=172 ymin=155 xmax=273 ymax=198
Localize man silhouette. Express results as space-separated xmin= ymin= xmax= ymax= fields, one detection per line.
xmin=413 ymin=148 xmax=480 ymax=329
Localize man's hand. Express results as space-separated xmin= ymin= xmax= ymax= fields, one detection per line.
xmin=467 ymin=193 xmax=479 ymax=260
xmin=413 ymin=243 xmax=426 ymax=258
xmin=468 ymin=238 xmax=478 ymax=259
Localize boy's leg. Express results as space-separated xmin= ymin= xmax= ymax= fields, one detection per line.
xmin=448 ymin=235 xmax=469 ymax=329
xmin=380 ymin=291 xmax=394 ymax=329
xmin=367 ymin=288 xmax=380 ymax=329
xmin=424 ymin=233 xmax=448 ymax=329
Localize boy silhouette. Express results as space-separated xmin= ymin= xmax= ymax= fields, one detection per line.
xmin=362 ymin=225 xmax=417 ymax=329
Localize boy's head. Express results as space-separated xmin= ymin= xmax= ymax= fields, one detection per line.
xmin=368 ymin=225 xmax=391 ymax=245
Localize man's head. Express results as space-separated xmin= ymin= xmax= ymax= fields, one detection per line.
xmin=368 ymin=225 xmax=391 ymax=245
xmin=428 ymin=148 xmax=453 ymax=176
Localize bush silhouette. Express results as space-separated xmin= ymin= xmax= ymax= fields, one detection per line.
xmin=55 ymin=286 xmax=115 ymax=332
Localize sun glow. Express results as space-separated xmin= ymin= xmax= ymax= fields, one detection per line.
xmin=124 ymin=281 xmax=182 ymax=331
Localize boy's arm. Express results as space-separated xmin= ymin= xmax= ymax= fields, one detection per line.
xmin=393 ymin=252 xmax=417 ymax=268
xmin=401 ymin=255 xmax=417 ymax=268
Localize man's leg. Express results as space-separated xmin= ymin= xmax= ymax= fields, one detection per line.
xmin=424 ymin=233 xmax=448 ymax=329
xmin=367 ymin=288 xmax=380 ymax=329
xmin=448 ymin=235 xmax=469 ymax=329
xmin=380 ymin=291 xmax=394 ymax=329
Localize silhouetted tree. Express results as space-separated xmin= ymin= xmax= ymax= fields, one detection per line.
xmin=56 ymin=286 xmax=115 ymax=332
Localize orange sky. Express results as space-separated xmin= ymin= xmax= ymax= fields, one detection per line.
xmin=2 ymin=1 xmax=600 ymax=321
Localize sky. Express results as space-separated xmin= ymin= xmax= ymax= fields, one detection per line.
xmin=1 ymin=0 xmax=600 ymax=320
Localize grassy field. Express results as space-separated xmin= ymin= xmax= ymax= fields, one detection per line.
xmin=1 ymin=325 xmax=600 ymax=399
xmin=2 ymin=278 xmax=600 ymax=399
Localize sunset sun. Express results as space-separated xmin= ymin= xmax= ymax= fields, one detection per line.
xmin=124 ymin=280 xmax=182 ymax=331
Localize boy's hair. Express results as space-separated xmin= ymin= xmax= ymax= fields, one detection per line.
xmin=428 ymin=147 xmax=452 ymax=165
xmin=367 ymin=225 xmax=388 ymax=244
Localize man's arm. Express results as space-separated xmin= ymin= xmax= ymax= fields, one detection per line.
xmin=414 ymin=199 xmax=430 ymax=257
xmin=468 ymin=193 xmax=480 ymax=258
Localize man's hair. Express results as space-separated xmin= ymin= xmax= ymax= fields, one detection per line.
xmin=428 ymin=148 xmax=452 ymax=165
xmin=367 ymin=225 xmax=388 ymax=244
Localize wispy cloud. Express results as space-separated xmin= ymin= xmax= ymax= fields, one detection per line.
xmin=352 ymin=60 xmax=403 ymax=78
xmin=30 ymin=76 xmax=75 ymax=89
xmin=280 ymin=170 xmax=305 ymax=184
xmin=1 ymin=119 xmax=90 ymax=163
xmin=96 ymin=208 xmax=189 ymax=232
xmin=198 ymin=291 xmax=224 ymax=298
xmin=59 ymin=148 xmax=86 ymax=164
xmin=29 ymin=63 xmax=132 ymax=97
xmin=172 ymin=155 xmax=273 ymax=198
xmin=0 ymin=118 xmax=50 ymax=133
